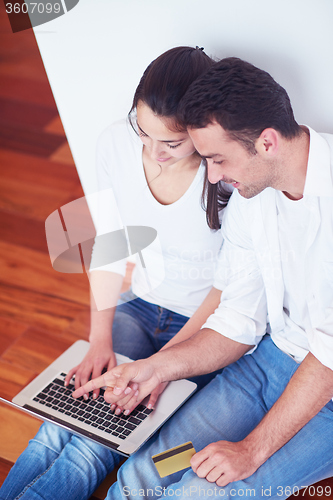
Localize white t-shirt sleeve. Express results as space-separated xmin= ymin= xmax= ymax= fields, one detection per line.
xmin=89 ymin=127 xmax=127 ymax=277
xmin=203 ymin=192 xmax=267 ymax=346
xmin=307 ymin=256 xmax=333 ymax=370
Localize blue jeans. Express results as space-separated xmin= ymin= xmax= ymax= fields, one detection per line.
xmin=106 ymin=335 xmax=333 ymax=500
xmin=0 ymin=293 xmax=193 ymax=500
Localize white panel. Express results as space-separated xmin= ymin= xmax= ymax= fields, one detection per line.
xmin=33 ymin=0 xmax=333 ymax=199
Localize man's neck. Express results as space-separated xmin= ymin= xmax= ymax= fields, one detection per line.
xmin=274 ymin=127 xmax=310 ymax=200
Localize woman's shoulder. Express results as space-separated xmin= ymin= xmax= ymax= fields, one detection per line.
xmin=97 ymin=118 xmax=141 ymax=152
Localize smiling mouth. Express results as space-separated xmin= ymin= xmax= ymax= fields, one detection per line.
xmin=223 ymin=179 xmax=240 ymax=188
xmin=157 ymin=157 xmax=172 ymax=162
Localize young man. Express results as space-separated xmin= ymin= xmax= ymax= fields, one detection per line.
xmin=76 ymin=58 xmax=333 ymax=499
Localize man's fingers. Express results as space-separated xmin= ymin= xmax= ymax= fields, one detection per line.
xmin=104 ymin=383 xmax=139 ymax=412
xmin=73 ymin=362 xmax=145 ymax=402
xmin=193 ymin=457 xmax=222 ymax=482
xmin=108 ymin=374 xmax=136 ymax=396
xmin=72 ymin=373 xmax=108 ymax=398
xmin=205 ymin=467 xmax=223 ymax=484
xmin=216 ymin=475 xmax=230 ymax=488
xmin=190 ymin=448 xmax=211 ymax=474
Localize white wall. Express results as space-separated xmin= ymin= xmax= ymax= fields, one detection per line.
xmin=34 ymin=0 xmax=333 ymax=199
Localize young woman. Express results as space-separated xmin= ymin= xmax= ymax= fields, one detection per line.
xmin=0 ymin=46 xmax=231 ymax=500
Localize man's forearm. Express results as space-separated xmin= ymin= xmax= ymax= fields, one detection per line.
xmin=244 ymin=352 xmax=333 ymax=467
xmin=151 ymin=328 xmax=253 ymax=382
xmin=73 ymin=328 xmax=253 ymax=407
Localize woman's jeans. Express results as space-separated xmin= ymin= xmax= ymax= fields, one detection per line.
xmin=0 ymin=292 xmax=214 ymax=500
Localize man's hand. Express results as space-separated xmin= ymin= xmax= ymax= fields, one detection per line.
xmin=191 ymin=440 xmax=260 ymax=487
xmin=191 ymin=352 xmax=333 ymax=488
xmin=109 ymin=381 xmax=169 ymax=415
xmin=72 ymin=357 xmax=162 ymax=413
xmin=65 ymin=342 xmax=117 ymax=399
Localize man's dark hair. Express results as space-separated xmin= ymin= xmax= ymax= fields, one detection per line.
xmin=179 ymin=57 xmax=301 ymax=147
xmin=179 ymin=57 xmax=302 ymax=229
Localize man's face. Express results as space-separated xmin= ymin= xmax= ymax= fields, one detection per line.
xmin=188 ymin=122 xmax=277 ymax=199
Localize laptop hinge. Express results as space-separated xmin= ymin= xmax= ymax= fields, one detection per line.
xmin=24 ymin=405 xmax=121 ymax=451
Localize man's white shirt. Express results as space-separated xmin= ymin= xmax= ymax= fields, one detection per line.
xmin=204 ymin=127 xmax=333 ymax=370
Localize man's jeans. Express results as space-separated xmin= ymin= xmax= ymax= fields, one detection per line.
xmin=3 ymin=322 xmax=332 ymax=499
xmin=106 ymin=335 xmax=333 ymax=500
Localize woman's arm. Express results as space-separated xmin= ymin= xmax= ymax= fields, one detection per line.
xmin=65 ymin=270 xmax=124 ymax=398
xmin=160 ymin=287 xmax=222 ymax=351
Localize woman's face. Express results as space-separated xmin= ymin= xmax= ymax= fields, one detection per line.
xmin=136 ymin=101 xmax=196 ymax=166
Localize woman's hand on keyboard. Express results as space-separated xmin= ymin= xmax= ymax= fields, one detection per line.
xmin=65 ymin=341 xmax=117 ymax=400
xmin=72 ymin=357 xmax=162 ymax=414
xmin=146 ymin=382 xmax=169 ymax=409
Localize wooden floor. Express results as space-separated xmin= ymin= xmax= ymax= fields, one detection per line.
xmin=0 ymin=5 xmax=129 ymax=497
xmin=0 ymin=5 xmax=332 ymax=500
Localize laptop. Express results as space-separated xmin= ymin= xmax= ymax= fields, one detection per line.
xmin=0 ymin=340 xmax=196 ymax=457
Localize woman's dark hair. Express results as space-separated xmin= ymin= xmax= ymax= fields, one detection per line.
xmin=128 ymin=46 xmax=214 ymax=128
xmin=202 ymin=167 xmax=232 ymax=230
xmin=179 ymin=57 xmax=302 ymax=229
xmin=128 ymin=46 xmax=231 ymax=231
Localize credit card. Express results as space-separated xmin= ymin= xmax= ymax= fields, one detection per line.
xmin=152 ymin=441 xmax=196 ymax=478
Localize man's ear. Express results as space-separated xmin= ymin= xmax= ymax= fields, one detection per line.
xmin=256 ymin=128 xmax=279 ymax=156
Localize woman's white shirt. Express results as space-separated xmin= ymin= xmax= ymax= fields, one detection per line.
xmin=90 ymin=119 xmax=224 ymax=318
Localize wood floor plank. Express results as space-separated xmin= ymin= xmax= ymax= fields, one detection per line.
xmin=0 ymin=403 xmax=41 ymax=463
xmin=0 ymin=58 xmax=49 ymax=83
xmin=0 ymin=283 xmax=88 ymax=334
xmin=0 ymin=175 xmax=82 ymax=220
xmin=0 ymin=7 xmax=115 ymax=494
xmin=0 ymin=457 xmax=13 ymax=487
xmin=44 ymin=116 xmax=66 ymax=136
xmin=0 ymin=149 xmax=82 ymax=196
xmin=0 ymin=210 xmax=51 ymax=254
xmin=0 ymin=124 xmax=66 ymax=157
xmin=0 ymin=74 xmax=56 ymax=108
xmin=0 ymin=317 xmax=27 ymax=356
xmin=2 ymin=327 xmax=85 ymax=373
xmin=50 ymin=142 xmax=75 ymax=165
xmin=0 ymin=97 xmax=57 ymax=129
xmin=0 ymin=11 xmax=49 ymax=83
xmin=56 ymin=264 xmax=133 ymax=341
xmin=0 ymin=241 xmax=90 ymax=306
xmin=0 ymin=359 xmax=37 ymax=400
xmin=61 ymin=310 xmax=91 ymax=340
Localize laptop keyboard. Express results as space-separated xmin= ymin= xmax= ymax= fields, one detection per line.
xmin=32 ymin=372 xmax=153 ymax=440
